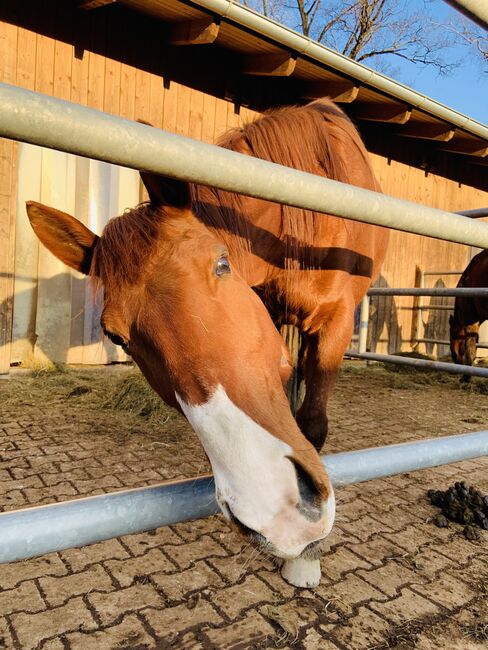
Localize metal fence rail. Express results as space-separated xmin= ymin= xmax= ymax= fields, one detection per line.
xmin=368 ymin=287 xmax=488 ymax=297
xmin=444 ymin=0 xmax=488 ymax=30
xmin=416 ymin=338 xmax=488 ymax=349
xmin=1 ymin=83 xmax=488 ymax=249
xmin=423 ymin=271 xmax=463 ymax=276
xmin=346 ymin=351 xmax=488 ymax=377
xmin=456 ymin=208 xmax=488 ymax=219
xmin=1 ymin=430 xmax=487 ymax=564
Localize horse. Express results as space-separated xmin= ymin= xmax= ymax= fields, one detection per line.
xmin=26 ymin=98 xmax=388 ymax=587
xmin=450 ymin=248 xmax=488 ymax=378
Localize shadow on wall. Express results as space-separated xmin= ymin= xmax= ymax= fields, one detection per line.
xmin=1 ymin=272 xmax=124 ymax=368
xmin=367 ymin=275 xmax=403 ymax=354
xmin=424 ymin=279 xmax=453 ymax=358
xmin=0 ymin=0 xmax=299 ymax=113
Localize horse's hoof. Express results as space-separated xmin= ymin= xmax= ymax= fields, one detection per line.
xmin=281 ymin=558 xmax=321 ymax=588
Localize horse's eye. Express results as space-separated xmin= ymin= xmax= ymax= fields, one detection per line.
xmin=215 ymin=255 xmax=231 ymax=278
xmin=106 ymin=331 xmax=128 ymax=348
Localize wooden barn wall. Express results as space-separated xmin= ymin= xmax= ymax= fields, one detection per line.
xmin=369 ymin=155 xmax=488 ymax=356
xmin=0 ymin=13 xmax=257 ymax=370
xmin=1 ymin=7 xmax=487 ymax=369
xmin=0 ymin=20 xmax=18 ymax=374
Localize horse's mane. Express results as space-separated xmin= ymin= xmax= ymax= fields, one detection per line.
xmin=92 ymin=99 xmax=376 ymax=289
xmin=192 ymin=99 xmax=376 ymax=261
xmin=91 ymin=203 xmax=162 ymax=289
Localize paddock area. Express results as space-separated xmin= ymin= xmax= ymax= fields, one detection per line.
xmin=0 ymin=363 xmax=487 ymax=649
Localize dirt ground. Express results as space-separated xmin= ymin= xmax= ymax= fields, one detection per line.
xmin=0 ymin=362 xmax=487 ymax=650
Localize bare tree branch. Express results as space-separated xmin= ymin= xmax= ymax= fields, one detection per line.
xmin=442 ymin=16 xmax=488 ymax=70
xmin=316 ymin=5 xmax=353 ymax=43
xmin=241 ymin=0 xmax=484 ymax=76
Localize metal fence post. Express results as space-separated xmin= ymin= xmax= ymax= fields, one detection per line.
xmin=358 ymin=295 xmax=370 ymax=354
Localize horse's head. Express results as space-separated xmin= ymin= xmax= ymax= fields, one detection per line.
xmin=449 ymin=314 xmax=479 ymax=367
xmin=26 ymin=172 xmax=334 ymax=561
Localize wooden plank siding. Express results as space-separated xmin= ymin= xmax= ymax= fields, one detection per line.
xmin=369 ymin=154 xmax=487 ymax=355
xmin=0 ymin=6 xmax=487 ymax=368
xmin=0 ymin=11 xmax=256 ymax=369
xmin=0 ymin=142 xmax=17 ymax=374
xmin=0 ymin=19 xmax=18 ymax=373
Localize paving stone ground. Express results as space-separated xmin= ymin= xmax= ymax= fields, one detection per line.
xmin=0 ymin=363 xmax=487 ymax=649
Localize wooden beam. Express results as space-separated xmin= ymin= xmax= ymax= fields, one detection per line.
xmin=167 ymin=18 xmax=220 ymax=45
xmin=398 ymin=122 xmax=455 ymax=142
xmin=303 ymin=81 xmax=359 ymax=103
xmin=351 ymin=103 xmax=412 ymax=124
xmin=242 ymin=53 xmax=296 ymax=76
xmin=440 ymin=139 xmax=488 ymax=157
xmin=78 ymin=0 xmax=116 ymax=9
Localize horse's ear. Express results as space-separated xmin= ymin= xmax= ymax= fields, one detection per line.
xmin=26 ymin=201 xmax=99 ymax=275
xmin=136 ymin=120 xmax=191 ymax=210
xmin=140 ymin=171 xmax=191 ymax=209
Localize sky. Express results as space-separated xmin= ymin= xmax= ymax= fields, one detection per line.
xmin=371 ymin=1 xmax=487 ymax=124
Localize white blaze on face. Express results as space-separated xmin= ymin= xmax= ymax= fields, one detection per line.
xmin=175 ymin=385 xmax=335 ymax=559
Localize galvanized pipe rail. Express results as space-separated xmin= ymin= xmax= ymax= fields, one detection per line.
xmin=444 ymin=0 xmax=488 ymax=30
xmin=416 ymin=337 xmax=488 ymax=350
xmin=457 ymin=208 xmax=488 ymax=219
xmin=368 ymin=287 xmax=488 ymax=297
xmin=346 ymin=351 xmax=488 ymax=377
xmin=1 ymin=83 xmax=488 ymax=248
xmin=1 ymin=430 xmax=487 ymax=564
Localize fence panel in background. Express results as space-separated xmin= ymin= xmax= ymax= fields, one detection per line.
xmin=0 ymin=83 xmax=487 ymax=560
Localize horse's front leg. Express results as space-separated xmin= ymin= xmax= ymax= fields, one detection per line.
xmin=296 ymin=307 xmax=355 ymax=452
xmin=281 ymin=306 xmax=354 ymax=588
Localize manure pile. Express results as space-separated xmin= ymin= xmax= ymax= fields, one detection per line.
xmin=428 ymin=481 xmax=488 ymax=540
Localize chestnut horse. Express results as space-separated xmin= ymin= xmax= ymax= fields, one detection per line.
xmin=26 ymin=99 xmax=388 ymax=586
xmin=450 ymin=248 xmax=488 ymax=375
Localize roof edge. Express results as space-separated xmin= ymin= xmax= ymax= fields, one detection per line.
xmin=192 ymin=0 xmax=487 ymax=141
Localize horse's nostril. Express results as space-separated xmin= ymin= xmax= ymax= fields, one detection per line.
xmin=225 ymin=503 xmax=267 ymax=546
xmin=291 ymin=460 xmax=323 ymax=522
